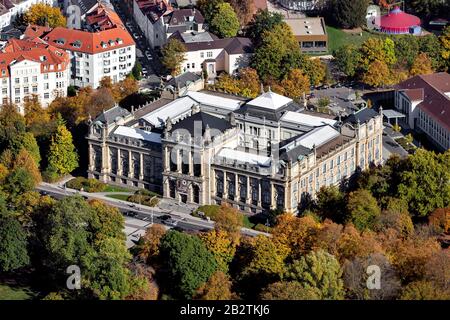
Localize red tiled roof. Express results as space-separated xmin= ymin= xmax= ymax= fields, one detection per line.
xmin=403 ymin=88 xmax=424 ymax=101
xmin=0 ymin=38 xmax=70 ymax=77
xmin=85 ymin=3 xmax=124 ymax=31
xmin=40 ymin=26 xmax=135 ymax=55
xmin=396 ymin=72 xmax=450 ymax=131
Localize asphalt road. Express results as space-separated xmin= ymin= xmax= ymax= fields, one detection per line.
xmin=36 ymin=183 xmax=267 ymax=238
xmin=112 ymin=1 xmax=163 ymax=77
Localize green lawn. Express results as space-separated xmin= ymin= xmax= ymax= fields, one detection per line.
xmin=326 ymin=26 xmax=385 ymax=53
xmin=0 ymin=284 xmax=35 ymax=300
xmin=103 ymin=185 xmax=134 ymax=193
xmin=105 ymin=194 xmax=130 ymax=201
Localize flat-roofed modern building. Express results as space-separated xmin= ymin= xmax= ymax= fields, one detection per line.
xmin=284 ymin=17 xmax=328 ymax=54
xmin=87 ymin=89 xmax=383 ymax=214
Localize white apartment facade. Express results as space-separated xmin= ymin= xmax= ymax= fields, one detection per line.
xmin=26 ymin=25 xmax=136 ymax=89
xmin=0 ymin=40 xmax=70 ymax=113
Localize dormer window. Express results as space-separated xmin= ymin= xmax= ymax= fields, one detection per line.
xmin=101 ymin=41 xmax=107 ymax=48
xmin=116 ymin=38 xmax=123 ymax=44
xmin=40 ymin=56 xmax=47 ymax=61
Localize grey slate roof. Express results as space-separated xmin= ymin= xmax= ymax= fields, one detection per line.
xmin=343 ymin=108 xmax=378 ymax=125
xmin=166 ymin=71 xmax=201 ymax=88
xmin=235 ymin=101 xmax=303 ymax=122
xmin=170 ymin=111 xmax=232 ymax=136
xmin=96 ymin=105 xmax=131 ymax=124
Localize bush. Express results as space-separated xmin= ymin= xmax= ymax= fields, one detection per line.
xmin=254 ymin=223 xmax=272 ymax=233
xmin=193 ymin=205 xmax=221 ymax=219
xmin=66 ymin=177 xmax=106 ymax=192
xmin=42 ymin=168 xmax=60 ymax=183
xmin=127 ymin=194 xmax=160 ymax=207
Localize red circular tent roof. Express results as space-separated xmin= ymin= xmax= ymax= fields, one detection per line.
xmin=379 ymin=7 xmax=420 ymax=30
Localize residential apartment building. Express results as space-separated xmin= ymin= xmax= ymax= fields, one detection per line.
xmin=170 ymin=31 xmax=253 ymax=80
xmin=24 ymin=23 xmax=136 ymax=89
xmin=0 ymin=38 xmax=70 ymax=113
xmin=87 ymin=89 xmax=383 ymax=214
xmin=0 ymin=0 xmax=56 ymax=30
xmin=133 ymin=0 xmax=173 ymax=49
xmin=395 ymin=72 xmax=450 ymax=150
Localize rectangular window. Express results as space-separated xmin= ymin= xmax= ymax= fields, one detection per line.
xmin=44 ymin=93 xmax=50 ymax=99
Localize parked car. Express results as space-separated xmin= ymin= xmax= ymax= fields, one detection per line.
xmin=159 ymin=214 xmax=172 ymax=221
xmin=164 ymin=218 xmax=178 ymax=227
xmin=145 ymin=52 xmax=152 ymax=60
xmin=133 ymin=33 xmax=140 ymax=39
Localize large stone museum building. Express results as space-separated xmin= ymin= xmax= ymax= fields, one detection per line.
xmin=87 ymin=87 xmax=383 ymax=214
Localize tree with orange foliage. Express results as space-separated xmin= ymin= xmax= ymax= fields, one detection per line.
xmin=214 ymin=204 xmax=243 ymax=244
xmin=134 ymin=224 xmax=167 ymax=264
xmin=280 ymin=69 xmax=310 ymax=99
xmin=410 ymin=52 xmax=434 ymax=76
xmin=227 ymin=0 xmax=255 ymax=26
xmin=428 ymin=207 xmax=449 ymax=234
xmin=336 ymin=224 xmax=383 ymax=263
xmin=194 ymin=271 xmax=233 ymax=300
xmin=272 ymin=214 xmax=319 ymax=259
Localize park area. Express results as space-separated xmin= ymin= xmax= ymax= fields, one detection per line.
xmin=326 ymin=26 xmax=385 ymax=53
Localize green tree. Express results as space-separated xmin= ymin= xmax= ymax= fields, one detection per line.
xmin=0 ymin=214 xmax=29 ymax=272
xmin=83 ymin=237 xmax=133 ymax=300
xmin=334 ymin=44 xmax=362 ymax=78
xmin=397 ymin=149 xmax=450 ymax=217
xmin=160 ymin=231 xmax=218 ymax=299
xmin=284 ymin=250 xmax=344 ymax=299
xmin=197 ymin=0 xmax=224 ymax=23
xmin=330 ymin=0 xmax=370 ymax=29
xmin=36 ymin=196 xmax=93 ymax=273
xmin=315 ymin=185 xmax=346 ymax=223
xmin=400 ymin=280 xmax=449 ymax=300
xmin=89 ymin=200 xmax=125 ymax=242
xmin=161 ymin=38 xmax=187 ymax=76
xmin=132 ymin=61 xmax=143 ymax=80
xmin=246 ymin=9 xmax=283 ymax=45
xmin=47 ymin=123 xmax=79 ymax=177
xmin=418 ymin=35 xmax=447 ymax=71
xmin=260 ymin=281 xmax=320 ymax=300
xmin=251 ymin=23 xmax=306 ymax=82
xmin=393 ymin=35 xmax=420 ymax=68
xmin=346 ymin=189 xmax=381 ymax=231
xmin=4 ymin=167 xmax=36 ymax=198
xmin=210 ymin=3 xmax=240 ymax=38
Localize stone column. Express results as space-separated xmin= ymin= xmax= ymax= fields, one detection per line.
xmin=177 ymin=149 xmax=182 ymax=174
xmin=117 ymin=148 xmax=122 ymax=176
xmin=88 ymin=143 xmax=94 ymax=172
xmin=163 ymin=178 xmax=169 ymax=198
xmin=223 ymin=171 xmax=228 ymax=199
xmin=234 ymin=174 xmax=238 ymax=203
xmin=246 ymin=176 xmax=251 ymax=205
xmin=189 ymin=151 xmax=194 ymax=175
xmin=270 ymin=183 xmax=275 ymax=210
xmin=139 ymin=153 xmax=144 ymax=185
xmin=257 ymin=180 xmax=262 ymax=207
xmin=128 ymin=150 xmax=133 ymax=179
